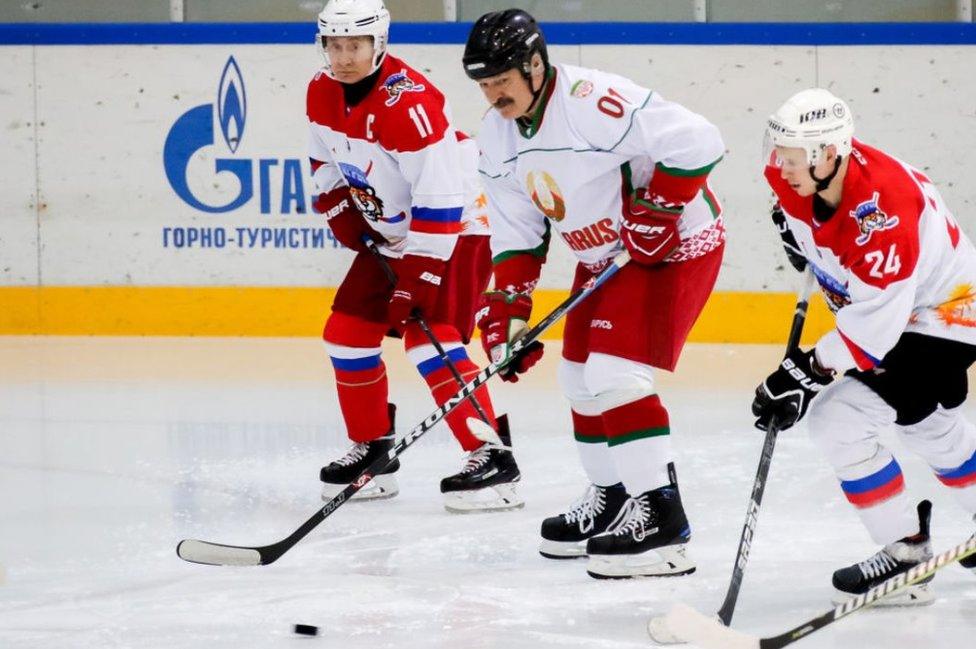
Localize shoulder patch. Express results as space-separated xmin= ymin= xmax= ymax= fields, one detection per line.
xmin=848 ymin=191 xmax=900 ymax=246
xmin=381 ymin=69 xmax=426 ymax=107
xmin=570 ymin=79 xmax=594 ymax=98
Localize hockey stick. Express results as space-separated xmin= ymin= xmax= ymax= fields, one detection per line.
xmin=649 ymin=269 xmax=818 ymax=644
xmin=664 ymin=535 xmax=976 ymax=649
xmin=176 ymin=251 xmax=631 ymax=566
xmin=363 ymin=237 xmax=492 ymax=426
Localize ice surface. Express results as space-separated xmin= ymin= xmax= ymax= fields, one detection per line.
xmin=1 ymin=336 xmax=974 ymax=648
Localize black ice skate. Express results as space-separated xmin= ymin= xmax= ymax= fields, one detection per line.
xmin=440 ymin=415 xmax=523 ymax=513
xmin=832 ymin=500 xmax=935 ymax=606
xmin=585 ymin=467 xmax=695 ymax=579
xmin=539 ymin=482 xmax=629 ymax=559
xmin=961 ymin=515 xmax=976 ymax=574
xmin=320 ymin=403 xmax=399 ymax=501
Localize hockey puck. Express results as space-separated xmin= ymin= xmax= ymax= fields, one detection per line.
xmin=293 ymin=624 xmax=319 ymax=637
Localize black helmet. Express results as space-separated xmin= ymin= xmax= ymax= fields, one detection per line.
xmin=463 ymin=9 xmax=548 ymax=80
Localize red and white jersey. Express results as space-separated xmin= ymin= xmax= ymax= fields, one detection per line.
xmin=768 ymin=139 xmax=976 ymax=372
xmin=307 ymin=55 xmax=486 ymax=261
xmin=477 ymin=63 xmax=725 ymax=269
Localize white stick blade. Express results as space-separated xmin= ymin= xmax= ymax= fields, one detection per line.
xmin=665 ymin=604 xmax=760 ymax=649
xmin=467 ymin=417 xmax=503 ymax=446
xmin=177 ymin=540 xmax=262 ymax=566
xmin=647 ymin=614 xmax=688 ymax=644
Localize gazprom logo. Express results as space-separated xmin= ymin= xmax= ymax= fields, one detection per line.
xmin=163 ymin=55 xmax=308 ymax=215
xmin=217 ymin=57 xmax=246 ymax=154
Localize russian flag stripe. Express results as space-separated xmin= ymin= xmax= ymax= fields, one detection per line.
xmin=409 ymin=219 xmax=463 ymax=235
xmin=841 ymin=459 xmax=905 ymax=508
xmin=411 ymin=206 xmax=462 ymax=223
xmin=838 ymin=329 xmax=881 ymax=371
xmin=330 ymin=354 xmax=382 ymax=372
xmin=416 ymin=346 xmax=468 ymax=377
xmin=936 ymin=449 xmax=976 ymax=487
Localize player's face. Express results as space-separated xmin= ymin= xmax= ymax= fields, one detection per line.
xmin=773 ymin=146 xmax=824 ymax=197
xmin=325 ymin=36 xmax=375 ymax=84
xmin=477 ymin=69 xmax=535 ymax=120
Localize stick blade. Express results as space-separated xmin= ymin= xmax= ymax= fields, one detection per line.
xmin=664 ymin=604 xmax=760 ymax=649
xmin=647 ymin=614 xmax=688 ymax=645
xmin=467 ymin=417 xmax=504 ymax=446
xmin=177 ymin=539 xmax=263 ymax=567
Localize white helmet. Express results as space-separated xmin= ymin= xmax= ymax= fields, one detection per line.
xmin=316 ymin=0 xmax=391 ymax=80
xmin=765 ymin=88 xmax=854 ymax=167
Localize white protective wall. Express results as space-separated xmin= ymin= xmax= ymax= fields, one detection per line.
xmin=1 ymin=42 xmax=974 ymax=291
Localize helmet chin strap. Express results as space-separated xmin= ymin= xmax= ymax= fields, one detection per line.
xmin=809 ymin=156 xmax=842 ymax=192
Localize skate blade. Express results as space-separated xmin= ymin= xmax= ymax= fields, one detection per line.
xmin=831 ymin=583 xmax=934 ymax=607
xmin=587 ymin=544 xmax=696 ymax=579
xmin=321 ymin=474 xmax=399 ymax=502
xmin=443 ymin=482 xmax=524 ymax=513
xmin=539 ymin=539 xmax=588 ymax=560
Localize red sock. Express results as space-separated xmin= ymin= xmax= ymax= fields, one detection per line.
xmin=405 ymin=322 xmax=496 ymax=451
xmin=324 ymin=313 xmax=390 ymax=443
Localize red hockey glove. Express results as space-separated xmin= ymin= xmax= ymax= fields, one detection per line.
xmin=387 ymin=254 xmax=446 ymax=328
xmin=476 ymin=291 xmax=545 ymax=383
xmin=314 ymin=186 xmax=385 ymax=252
xmin=620 ymin=188 xmax=681 ymax=265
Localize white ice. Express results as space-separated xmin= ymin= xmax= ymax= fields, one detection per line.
xmin=1 ymin=336 xmax=975 ymax=649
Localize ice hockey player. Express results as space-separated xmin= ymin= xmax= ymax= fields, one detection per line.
xmin=755 ymin=88 xmax=976 ymax=604
xmin=462 ymin=9 xmax=725 ymax=578
xmin=308 ymin=0 xmax=522 ymax=513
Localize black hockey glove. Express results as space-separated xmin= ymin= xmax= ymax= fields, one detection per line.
xmin=752 ymin=347 xmax=834 ymax=432
xmin=771 ymin=204 xmax=807 ymax=272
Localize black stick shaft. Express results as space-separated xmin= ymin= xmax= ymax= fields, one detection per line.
xmin=717 ymin=270 xmax=817 ymax=625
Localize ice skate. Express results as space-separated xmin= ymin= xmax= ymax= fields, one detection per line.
xmin=320 ymin=404 xmax=400 ymax=501
xmin=440 ymin=415 xmax=523 ymax=513
xmin=585 ymin=480 xmax=695 ymax=579
xmin=831 ymin=500 xmax=935 ymax=606
xmin=961 ymin=515 xmax=976 ymax=574
xmin=539 ymin=483 xmax=629 ymax=559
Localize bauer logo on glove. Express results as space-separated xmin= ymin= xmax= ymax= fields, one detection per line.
xmin=752 ymin=347 xmax=834 ymax=431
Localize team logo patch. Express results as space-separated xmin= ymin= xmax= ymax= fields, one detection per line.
xmin=850 ymin=191 xmax=899 ymax=246
xmin=338 ymin=161 xmax=404 ymax=224
xmin=809 ymin=263 xmax=851 ymax=313
xmin=935 ymin=284 xmax=976 ymax=327
xmin=526 ymin=170 xmax=566 ymax=221
xmin=382 ymin=70 xmax=425 ymax=107
xmin=570 ymin=79 xmax=594 ymax=98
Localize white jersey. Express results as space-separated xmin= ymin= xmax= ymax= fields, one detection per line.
xmin=477 ymin=63 xmax=725 ymax=269
xmin=307 ymin=54 xmax=486 ymax=261
xmin=768 ymin=140 xmax=976 ymax=372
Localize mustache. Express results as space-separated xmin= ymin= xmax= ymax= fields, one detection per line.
xmin=493 ymin=97 xmax=514 ymax=109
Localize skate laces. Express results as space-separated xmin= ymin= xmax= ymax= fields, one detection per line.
xmin=607 ymin=495 xmax=655 ymax=541
xmin=563 ymin=486 xmax=606 ymax=533
xmin=459 ymin=446 xmax=492 ymax=474
xmin=335 ymin=442 xmax=370 ymax=467
xmin=857 ymin=550 xmax=898 ymax=580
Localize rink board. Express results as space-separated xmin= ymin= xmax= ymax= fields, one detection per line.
xmin=0 ymin=24 xmax=973 ymax=340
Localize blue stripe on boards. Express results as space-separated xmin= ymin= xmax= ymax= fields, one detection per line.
xmin=2 ymin=22 xmax=976 ymax=46
xmin=840 ymin=459 xmax=903 ymax=495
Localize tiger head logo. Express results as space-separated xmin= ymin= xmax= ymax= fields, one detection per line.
xmin=382 ymin=70 xmax=425 ymax=107
xmin=850 ymin=191 xmax=899 ymax=246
